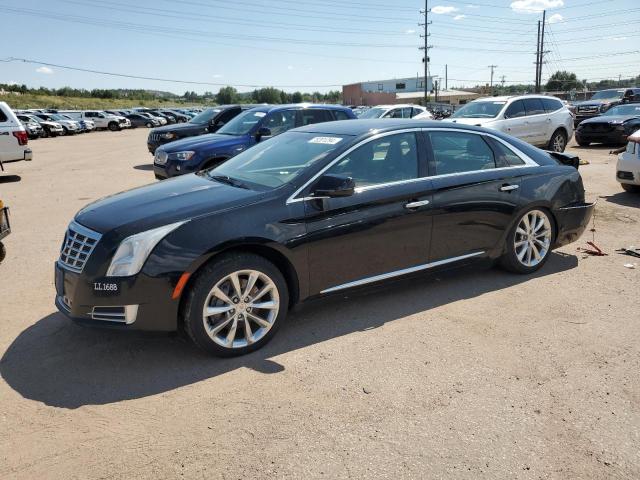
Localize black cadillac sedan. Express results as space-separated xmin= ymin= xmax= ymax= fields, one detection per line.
xmin=55 ymin=120 xmax=594 ymax=356
xmin=575 ymin=104 xmax=640 ymax=146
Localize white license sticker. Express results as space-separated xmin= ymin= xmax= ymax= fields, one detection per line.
xmin=254 ymin=112 xmax=267 ymax=117
xmin=308 ymin=136 xmax=342 ymax=145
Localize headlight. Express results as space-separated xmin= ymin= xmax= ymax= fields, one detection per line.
xmin=106 ymin=221 xmax=186 ymax=277
xmin=160 ymin=132 xmax=176 ymax=140
xmin=168 ymin=151 xmax=195 ymax=161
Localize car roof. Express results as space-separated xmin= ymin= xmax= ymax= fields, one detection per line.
xmin=247 ymin=103 xmax=350 ymax=113
xmin=471 ymin=94 xmax=559 ymax=103
xmin=294 ymin=119 xmax=489 ymax=136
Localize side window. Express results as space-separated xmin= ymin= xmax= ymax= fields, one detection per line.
xmin=0 ymin=109 xmax=7 ymax=122
xmin=401 ymin=107 xmax=413 ymax=118
xmin=332 ymin=110 xmax=351 ymax=121
xmin=325 ymin=133 xmax=419 ymax=187
xmin=410 ymin=108 xmax=424 ymax=118
xmin=85 ymin=112 xmax=94 ymax=118
xmin=383 ymin=109 xmax=402 ymax=118
xmin=523 ymin=98 xmax=545 ymax=116
xmin=489 ymin=139 xmax=525 ymax=166
xmin=504 ymin=100 xmax=526 ymax=119
xmin=429 ymin=131 xmax=496 ymax=175
xmin=299 ymin=109 xmax=331 ymax=126
xmin=215 ymin=108 xmax=239 ymax=127
xmin=541 ymin=98 xmax=562 ymax=113
xmin=264 ymin=110 xmax=297 ymax=135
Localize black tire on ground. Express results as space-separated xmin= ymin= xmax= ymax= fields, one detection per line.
xmin=40 ymin=129 xmax=49 ymax=138
xmin=146 ymin=122 xmax=152 ymax=128
xmin=548 ymin=129 xmax=568 ymax=152
xmin=108 ymin=122 xmax=120 ymax=132
xmin=182 ymin=253 xmax=289 ymax=357
xmin=0 ymin=242 xmax=6 ymax=263
xmin=577 ymin=140 xmax=590 ymax=147
xmin=621 ymin=183 xmax=640 ymax=193
xmin=60 ymin=127 xmax=68 ymax=136
xmin=499 ymin=207 xmax=556 ymax=274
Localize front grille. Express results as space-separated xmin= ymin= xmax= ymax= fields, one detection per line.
xmin=578 ymin=106 xmax=599 ymax=114
xmin=148 ymin=132 xmax=161 ymax=142
xmin=59 ymin=221 xmax=101 ymax=273
xmin=581 ymin=123 xmax=615 ymax=133
xmin=617 ymin=171 xmax=634 ymax=180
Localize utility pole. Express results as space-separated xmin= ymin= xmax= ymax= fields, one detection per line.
xmin=445 ymin=64 xmax=448 ymax=91
xmin=538 ymin=10 xmax=546 ymax=92
xmin=535 ymin=20 xmax=541 ymax=92
xmin=419 ymin=0 xmax=432 ymax=105
xmin=488 ymin=65 xmax=497 ymax=94
xmin=500 ymin=75 xmax=506 ymax=88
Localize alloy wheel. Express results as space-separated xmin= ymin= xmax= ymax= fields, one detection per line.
xmin=552 ymin=132 xmax=566 ymax=152
xmin=202 ymin=269 xmax=280 ymax=349
xmin=514 ymin=210 xmax=552 ymax=267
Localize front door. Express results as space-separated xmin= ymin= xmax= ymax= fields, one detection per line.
xmin=303 ymin=131 xmax=434 ymax=294
xmin=426 ymin=130 xmax=524 ymax=262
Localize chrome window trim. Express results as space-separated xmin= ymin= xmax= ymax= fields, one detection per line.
xmin=320 ymin=251 xmax=484 ymax=294
xmin=286 ymin=127 xmax=539 ymax=204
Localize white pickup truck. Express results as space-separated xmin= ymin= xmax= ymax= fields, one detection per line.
xmin=65 ymin=110 xmax=130 ymax=131
xmin=0 ymin=102 xmax=32 ymax=170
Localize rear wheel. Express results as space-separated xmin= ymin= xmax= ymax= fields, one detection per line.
xmin=621 ymin=183 xmax=640 ymax=193
xmin=183 ymin=253 xmax=289 ymax=356
xmin=40 ymin=128 xmax=49 ymax=138
xmin=108 ymin=122 xmax=120 ymax=131
xmin=500 ymin=208 xmax=554 ymax=274
xmin=548 ymin=129 xmax=568 ymax=152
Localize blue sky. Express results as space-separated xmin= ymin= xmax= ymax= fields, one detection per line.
xmin=0 ymin=0 xmax=638 ymax=94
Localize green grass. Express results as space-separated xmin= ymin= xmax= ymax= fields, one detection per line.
xmin=1 ymin=93 xmax=211 ymax=110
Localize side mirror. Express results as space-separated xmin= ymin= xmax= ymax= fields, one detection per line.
xmin=256 ymin=126 xmax=272 ymax=141
xmin=313 ymin=174 xmax=356 ymax=198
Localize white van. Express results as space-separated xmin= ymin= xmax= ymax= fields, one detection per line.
xmin=0 ymin=102 xmax=32 ymax=169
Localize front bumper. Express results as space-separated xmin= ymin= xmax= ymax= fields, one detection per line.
xmin=153 ymin=159 xmax=200 ymax=179
xmin=617 ymin=156 xmax=640 ymax=186
xmin=54 ymin=261 xmax=180 ymax=331
xmin=575 ymin=128 xmax=628 ymax=145
xmin=553 ymin=201 xmax=596 ymax=248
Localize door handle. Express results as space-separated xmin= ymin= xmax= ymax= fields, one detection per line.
xmin=405 ymin=200 xmax=430 ymax=209
xmin=499 ymin=184 xmax=519 ymax=192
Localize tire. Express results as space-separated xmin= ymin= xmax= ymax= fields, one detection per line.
xmin=146 ymin=122 xmax=152 ymax=128
xmin=548 ymin=129 xmax=568 ymax=152
xmin=621 ymin=183 xmax=640 ymax=193
xmin=40 ymin=128 xmax=49 ymax=138
xmin=182 ymin=253 xmax=289 ymax=357
xmin=60 ymin=127 xmax=68 ymax=136
xmin=0 ymin=242 xmax=5 ymax=263
xmin=108 ymin=122 xmax=120 ymax=132
xmin=499 ymin=208 xmax=555 ymax=274
xmin=577 ymin=139 xmax=590 ymax=147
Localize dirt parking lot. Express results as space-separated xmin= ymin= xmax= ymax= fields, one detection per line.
xmin=0 ymin=128 xmax=639 ymax=479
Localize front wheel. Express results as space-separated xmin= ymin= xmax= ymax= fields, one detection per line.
xmin=183 ymin=253 xmax=289 ymax=356
xmin=548 ymin=129 xmax=568 ymax=152
xmin=108 ymin=122 xmax=120 ymax=131
xmin=145 ymin=122 xmax=152 ymax=128
xmin=0 ymin=242 xmax=6 ymax=263
xmin=499 ymin=208 xmax=554 ymax=274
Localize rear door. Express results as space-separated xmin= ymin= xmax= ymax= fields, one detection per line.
xmin=426 ymin=129 xmax=526 ymax=262
xmin=522 ymin=98 xmax=548 ymax=145
xmin=0 ymin=105 xmax=19 ymax=162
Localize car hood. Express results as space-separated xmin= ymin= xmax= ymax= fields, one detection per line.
xmin=75 ymin=173 xmax=264 ymax=235
xmin=573 ymin=100 xmax=615 ymax=107
xmin=150 ymin=122 xmax=208 ymax=135
xmin=160 ymin=133 xmax=247 ymax=153
xmin=40 ymin=121 xmax=61 ymax=127
xmin=580 ymin=115 xmax=638 ymax=125
xmin=443 ymin=117 xmax=497 ymax=127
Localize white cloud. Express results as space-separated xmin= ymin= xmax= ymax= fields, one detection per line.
xmin=466 ymin=4 xmax=479 ymax=8
xmin=548 ymin=13 xmax=563 ymax=23
xmin=510 ymin=0 xmax=564 ymax=14
xmin=454 ymin=14 xmax=466 ymax=20
xmin=35 ymin=66 xmax=53 ymax=74
xmin=405 ymin=29 xmax=416 ymax=34
xmin=607 ymin=36 xmax=628 ymax=41
xmin=432 ymin=5 xmax=459 ymax=14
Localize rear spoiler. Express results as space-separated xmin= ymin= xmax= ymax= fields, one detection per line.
xmin=546 ymin=150 xmax=580 ymax=169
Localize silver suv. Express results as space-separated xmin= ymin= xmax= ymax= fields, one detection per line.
xmin=444 ymin=95 xmax=574 ymax=152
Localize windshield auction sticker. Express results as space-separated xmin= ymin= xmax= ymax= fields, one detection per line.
xmin=308 ymin=136 xmax=343 ymax=145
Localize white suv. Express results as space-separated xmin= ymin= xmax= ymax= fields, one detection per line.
xmin=617 ymin=130 xmax=640 ymax=193
xmin=444 ymin=95 xmax=574 ymax=152
xmin=0 ymin=102 xmax=32 ymax=168
xmin=358 ymin=104 xmax=432 ymax=120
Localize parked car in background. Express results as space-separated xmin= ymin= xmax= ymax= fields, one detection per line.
xmin=33 ymin=113 xmax=80 ymax=135
xmin=55 ymin=119 xmax=594 ymax=356
xmin=444 ymin=95 xmax=574 ymax=152
xmin=573 ymin=88 xmax=640 ymax=125
xmin=0 ymin=199 xmax=10 ymax=263
xmin=616 ymin=130 xmax=640 ymax=193
xmin=20 ymin=118 xmax=44 ymax=139
xmin=72 ymin=111 xmax=130 ymax=131
xmin=357 ymin=104 xmax=431 ymax=119
xmin=126 ymin=113 xmax=158 ymax=128
xmin=575 ymin=104 xmax=640 ymax=146
xmin=153 ymin=104 xmax=356 ymax=179
xmin=0 ymin=102 xmax=32 ymax=168
xmin=167 ymin=110 xmax=191 ymax=123
xmin=58 ymin=114 xmax=95 ymax=133
xmin=147 ymin=105 xmax=250 ymax=154
xmin=17 ymin=113 xmax=64 ymax=137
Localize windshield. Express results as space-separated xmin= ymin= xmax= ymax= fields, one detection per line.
xmin=217 ymin=110 xmax=266 ymax=136
xmin=207 ymin=131 xmax=349 ymax=189
xmin=358 ymin=107 xmax=388 ymax=119
xmin=190 ymin=108 xmax=222 ymax=125
xmin=50 ymin=114 xmax=69 ymax=121
xmin=452 ymin=101 xmax=506 ymax=118
xmin=591 ymin=89 xmax=624 ymax=101
xmin=603 ymin=104 xmax=640 ymax=116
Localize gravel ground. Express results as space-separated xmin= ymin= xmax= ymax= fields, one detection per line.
xmin=0 ymin=128 xmax=639 ymax=480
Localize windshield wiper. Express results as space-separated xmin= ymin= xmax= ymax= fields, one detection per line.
xmin=210 ymin=175 xmax=250 ymax=189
